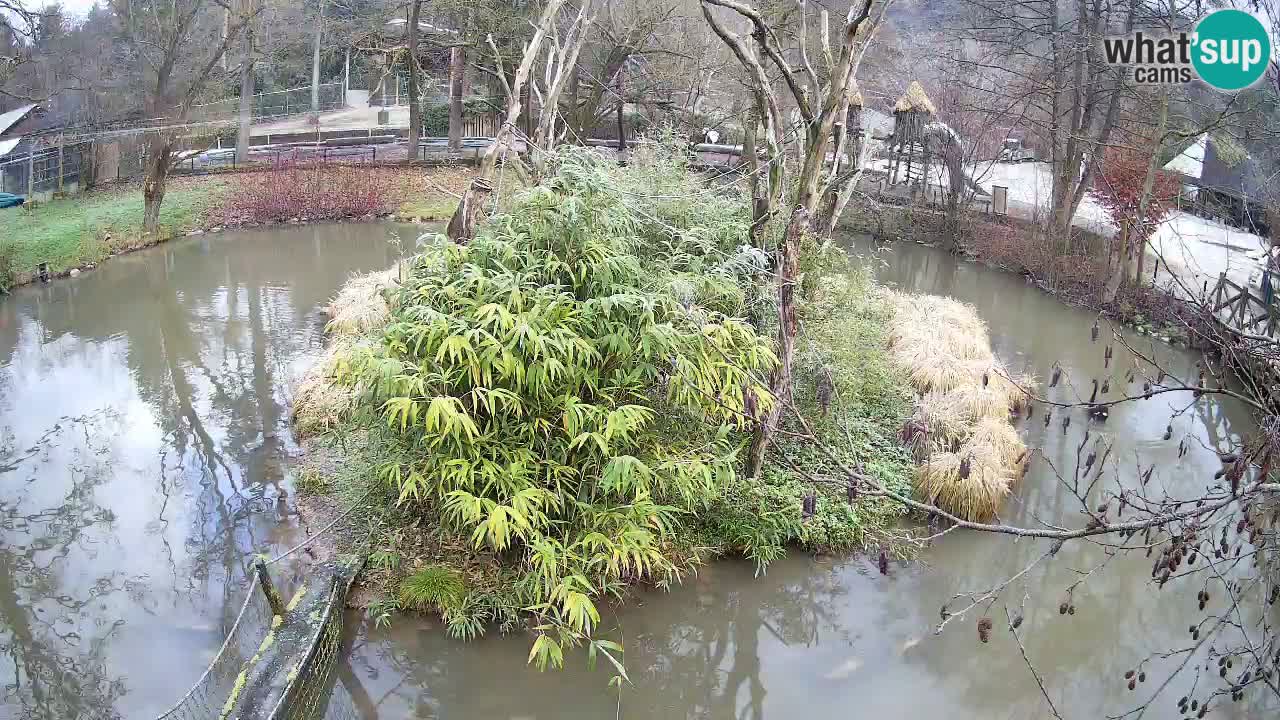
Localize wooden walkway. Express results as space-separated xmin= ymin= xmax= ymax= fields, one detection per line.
xmin=1210 ymin=273 xmax=1278 ymax=339
xmin=1208 ymin=273 xmax=1279 ymax=411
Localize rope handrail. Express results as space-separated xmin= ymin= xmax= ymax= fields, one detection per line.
xmin=153 ymin=580 xmax=258 ymax=720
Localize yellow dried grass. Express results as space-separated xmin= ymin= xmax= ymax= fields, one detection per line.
xmin=917 ymin=449 xmax=1011 ymax=522
xmin=292 ymin=341 xmax=358 ymax=436
xmin=325 ymin=268 xmax=399 ymax=337
xmin=915 ymin=394 xmax=972 ymax=446
xmin=969 ymin=416 xmax=1026 ymax=468
xmin=886 ymin=291 xmax=1036 ymax=521
xmin=294 ymin=265 xmax=399 ymax=436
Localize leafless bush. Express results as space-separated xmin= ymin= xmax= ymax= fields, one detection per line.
xmin=212 ymin=163 xmax=401 ymax=226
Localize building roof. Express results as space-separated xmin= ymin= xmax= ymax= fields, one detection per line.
xmin=1162 ymin=133 xmax=1206 ymax=179
xmin=0 ymin=137 xmax=20 ymax=158
xmin=1198 ymin=134 xmax=1267 ymax=201
xmin=384 ymin=18 xmax=459 ymax=36
xmin=0 ymin=104 xmax=39 ymax=137
xmin=893 ymin=81 xmax=936 ymax=114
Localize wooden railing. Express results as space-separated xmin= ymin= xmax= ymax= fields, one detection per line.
xmin=1210 ymin=273 xmax=1278 ymax=338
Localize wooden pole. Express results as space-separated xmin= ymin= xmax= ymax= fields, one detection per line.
xmin=253 ymin=557 xmax=285 ymax=615
xmin=26 ymin=150 xmax=34 ymax=199
xmin=58 ymin=139 xmax=65 ymax=193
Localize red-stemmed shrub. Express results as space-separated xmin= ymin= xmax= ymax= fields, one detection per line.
xmin=212 ymin=162 xmax=402 ymax=226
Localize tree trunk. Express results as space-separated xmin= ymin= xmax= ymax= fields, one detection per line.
xmin=142 ymin=135 xmax=173 ymax=235
xmin=1129 ymin=86 xmax=1171 ymax=288
xmin=567 ymin=66 xmax=580 ymax=141
xmin=745 ymin=207 xmax=809 ymax=479
xmin=448 ymin=45 xmax=464 ymax=151
xmin=1102 ymin=219 xmax=1129 ymax=305
xmin=406 ymin=0 xmax=422 ymax=161
xmin=447 ymin=177 xmax=492 ymax=243
xmin=742 ymin=106 xmax=767 ymax=247
xmin=236 ymin=31 xmax=255 ymax=164
xmin=615 ymin=66 xmax=626 ymax=153
xmin=310 ymin=0 xmax=324 ymax=112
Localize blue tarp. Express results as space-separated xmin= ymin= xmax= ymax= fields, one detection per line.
xmin=0 ymin=193 xmax=24 ymax=208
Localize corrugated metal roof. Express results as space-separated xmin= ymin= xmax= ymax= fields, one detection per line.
xmin=1163 ymin=133 xmax=1206 ymax=179
xmin=0 ymin=104 xmax=37 ymax=136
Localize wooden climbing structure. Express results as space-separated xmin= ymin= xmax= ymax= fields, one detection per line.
xmin=887 ymin=81 xmax=937 ymax=193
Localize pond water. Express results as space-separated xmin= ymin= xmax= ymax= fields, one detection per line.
xmin=0 ymin=226 xmax=1273 ymax=720
xmin=0 ymin=223 xmax=406 ymax=719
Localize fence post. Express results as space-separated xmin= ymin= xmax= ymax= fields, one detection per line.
xmin=26 ymin=150 xmax=34 ymax=199
xmin=253 ymin=558 xmax=286 ymax=616
xmin=58 ymin=140 xmax=65 ymax=193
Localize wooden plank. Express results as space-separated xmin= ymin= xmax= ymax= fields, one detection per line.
xmin=1212 ymin=292 xmax=1243 ymax=313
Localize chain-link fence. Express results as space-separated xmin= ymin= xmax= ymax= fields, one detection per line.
xmin=0 ymin=142 xmax=92 ymax=199
xmin=189 ymin=83 xmax=347 ymax=125
xmin=153 ymin=580 xmax=278 ymax=720
xmin=154 ymin=559 xmax=363 ymax=720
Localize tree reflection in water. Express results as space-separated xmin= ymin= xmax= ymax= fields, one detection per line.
xmin=0 ymin=224 xmax=404 ymax=719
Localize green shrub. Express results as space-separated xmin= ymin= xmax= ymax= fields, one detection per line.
xmin=339 ymin=150 xmax=775 ymax=662
xmin=398 ymin=565 xmax=465 ymax=612
xmin=328 ymin=146 xmax=917 ymax=669
xmin=0 ymin=240 xmax=14 ymax=292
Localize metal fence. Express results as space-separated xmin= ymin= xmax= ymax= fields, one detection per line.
xmin=188 ymin=82 xmax=346 ymax=124
xmin=173 ymin=144 xmax=384 ymax=173
xmin=153 ymin=560 xmax=363 ymax=720
xmin=0 ymin=142 xmax=91 ymax=199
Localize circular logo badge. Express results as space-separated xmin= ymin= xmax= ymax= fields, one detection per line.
xmin=1192 ymin=10 xmax=1272 ymax=91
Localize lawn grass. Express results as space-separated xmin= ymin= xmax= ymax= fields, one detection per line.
xmin=0 ymin=177 xmax=229 ymax=288
xmin=395 ymin=196 xmax=459 ymax=221
xmin=0 ymin=164 xmax=480 ymax=292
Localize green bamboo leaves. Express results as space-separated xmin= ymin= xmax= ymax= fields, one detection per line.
xmin=339 ymin=151 xmax=774 ymax=658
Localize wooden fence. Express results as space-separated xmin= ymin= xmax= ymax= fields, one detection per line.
xmin=1210 ymin=273 xmax=1278 ymax=338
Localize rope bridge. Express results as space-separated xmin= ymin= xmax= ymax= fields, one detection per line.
xmin=154 ymin=558 xmax=365 ymax=720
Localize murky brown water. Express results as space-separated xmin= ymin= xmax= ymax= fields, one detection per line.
xmin=2 ymin=227 xmax=1274 ymax=720
xmin=0 ymin=223 xmax=407 ymax=719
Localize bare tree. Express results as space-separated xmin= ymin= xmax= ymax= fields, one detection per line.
xmin=448 ymin=43 xmax=464 ymax=150
xmin=528 ymin=0 xmax=596 ymax=181
xmin=406 ymin=0 xmax=423 ymax=160
xmin=446 ymin=0 xmax=568 ymax=242
xmin=0 ymin=0 xmax=38 ymax=97
xmin=235 ymin=0 xmax=260 ymax=164
xmin=310 ymin=0 xmax=326 ymax=112
xmin=948 ymin=0 xmax=1133 ymax=250
xmin=109 ymin=0 xmax=255 ymax=233
xmin=701 ymin=0 xmax=892 ymax=477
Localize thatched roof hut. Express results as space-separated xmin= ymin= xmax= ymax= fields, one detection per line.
xmin=893 ymin=81 xmax=936 ymax=115
xmin=846 ymin=86 xmax=865 ymax=131
xmin=891 ymin=81 xmax=935 ymax=146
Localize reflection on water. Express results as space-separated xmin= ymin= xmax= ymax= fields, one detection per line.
xmin=0 ymin=224 xmax=404 ymax=719
xmin=2 ymin=226 xmax=1275 ymax=720
xmin=341 ymin=235 xmax=1274 ymax=719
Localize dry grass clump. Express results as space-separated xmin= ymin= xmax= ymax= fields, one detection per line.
xmin=917 ymin=450 xmax=1011 ymax=522
xmin=293 ymin=341 xmax=360 ymax=436
xmin=325 ymin=268 xmax=398 ymax=336
xmin=293 ymin=266 xmax=400 ymax=436
xmin=886 ymin=291 xmax=1033 ymax=521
